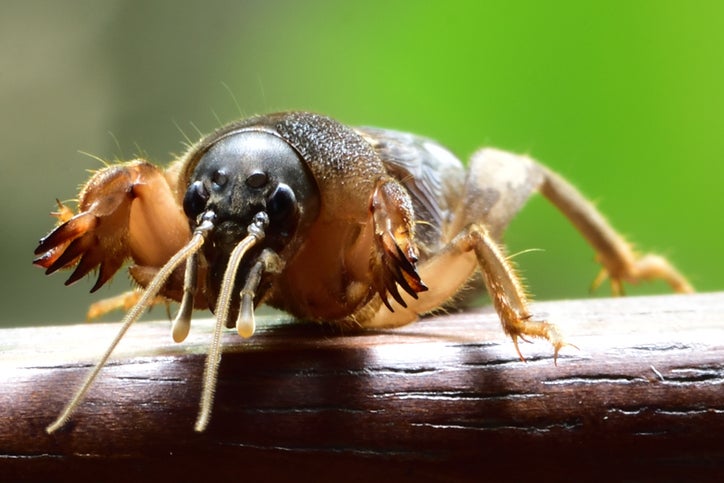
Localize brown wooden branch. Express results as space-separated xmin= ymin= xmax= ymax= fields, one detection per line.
xmin=2 ymin=292 xmax=723 ymax=481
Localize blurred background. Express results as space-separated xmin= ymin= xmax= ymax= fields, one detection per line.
xmin=2 ymin=0 xmax=723 ymax=327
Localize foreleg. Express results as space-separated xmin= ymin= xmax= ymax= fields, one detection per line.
xmin=34 ymin=160 xmax=193 ymax=316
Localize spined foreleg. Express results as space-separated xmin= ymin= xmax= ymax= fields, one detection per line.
xmin=34 ymin=160 xmax=194 ymax=316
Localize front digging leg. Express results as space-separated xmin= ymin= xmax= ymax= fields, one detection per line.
xmin=34 ymin=159 xmax=193 ymax=318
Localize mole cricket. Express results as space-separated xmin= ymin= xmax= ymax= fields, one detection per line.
xmin=34 ymin=111 xmax=693 ymax=433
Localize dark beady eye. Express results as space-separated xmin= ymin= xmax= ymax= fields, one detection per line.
xmin=211 ymin=169 xmax=228 ymax=189
xmin=183 ymin=180 xmax=209 ymax=219
xmin=267 ymin=183 xmax=296 ymax=223
xmin=246 ymin=170 xmax=268 ymax=188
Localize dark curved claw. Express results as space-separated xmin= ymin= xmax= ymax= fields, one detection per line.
xmin=373 ymin=229 xmax=428 ymax=312
xmin=34 ymin=212 xmax=97 ymax=259
xmin=90 ymin=258 xmax=125 ymax=292
xmin=33 ymin=203 xmax=124 ymax=291
xmin=64 ymin=250 xmax=104 ymax=286
xmin=45 ymin=234 xmax=94 ymax=275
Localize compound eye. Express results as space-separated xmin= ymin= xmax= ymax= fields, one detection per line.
xmin=246 ymin=170 xmax=268 ymax=188
xmin=267 ymin=183 xmax=296 ymax=221
xmin=211 ymin=169 xmax=228 ymax=190
xmin=183 ymin=180 xmax=209 ymax=220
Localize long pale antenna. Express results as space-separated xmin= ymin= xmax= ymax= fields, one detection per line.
xmin=194 ymin=212 xmax=268 ymax=432
xmin=46 ymin=217 xmax=214 ymax=434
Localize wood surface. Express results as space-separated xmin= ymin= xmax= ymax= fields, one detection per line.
xmin=1 ymin=292 xmax=722 ymax=482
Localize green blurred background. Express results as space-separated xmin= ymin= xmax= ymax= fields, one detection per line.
xmin=2 ymin=0 xmax=722 ymax=327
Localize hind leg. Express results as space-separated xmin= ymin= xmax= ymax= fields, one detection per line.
xmin=537 ymin=164 xmax=693 ymax=294
xmin=459 ymin=148 xmax=693 ymax=294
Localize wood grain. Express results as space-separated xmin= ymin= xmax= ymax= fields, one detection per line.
xmin=1 ymin=292 xmax=722 ymax=482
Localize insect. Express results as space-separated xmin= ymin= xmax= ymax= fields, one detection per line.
xmin=34 ymin=111 xmax=693 ymax=433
